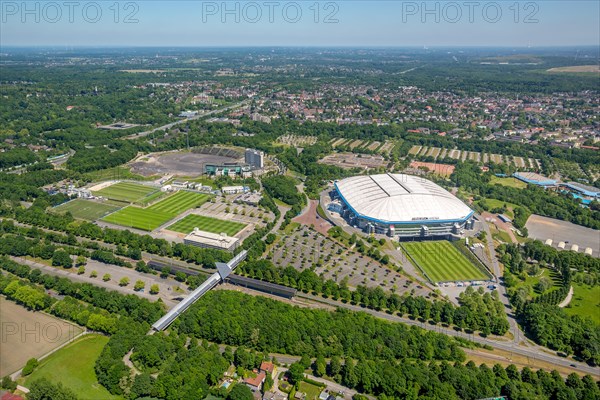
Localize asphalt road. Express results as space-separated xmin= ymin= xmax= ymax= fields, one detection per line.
xmin=122 ymin=100 xmax=249 ymax=140
xmin=295 ymin=292 xmax=599 ymax=377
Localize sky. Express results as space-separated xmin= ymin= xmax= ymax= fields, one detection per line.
xmin=1 ymin=1 xmax=599 ymax=47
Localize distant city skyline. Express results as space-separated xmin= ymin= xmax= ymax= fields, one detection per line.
xmin=1 ymin=1 xmax=598 ymax=47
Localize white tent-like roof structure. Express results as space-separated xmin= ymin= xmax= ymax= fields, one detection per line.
xmin=334 ymin=173 xmax=473 ymax=224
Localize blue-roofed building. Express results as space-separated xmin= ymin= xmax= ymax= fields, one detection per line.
xmin=513 ymin=172 xmax=557 ymax=187
xmin=561 ymin=182 xmax=600 ymax=198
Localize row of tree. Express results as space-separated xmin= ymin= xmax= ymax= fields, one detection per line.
xmin=239 ymin=259 xmax=509 ymax=335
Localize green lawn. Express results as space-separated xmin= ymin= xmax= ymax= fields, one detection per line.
xmin=102 ymin=206 xmax=173 ymax=231
xmin=93 ymin=182 xmax=158 ymax=202
xmin=489 ymin=176 xmax=527 ymax=189
xmin=148 ymin=191 xmax=210 ymax=215
xmin=53 ymin=199 xmax=121 ymax=220
xmin=24 ymin=334 xmax=121 ymax=400
xmin=101 ymin=191 xmax=211 ymax=231
xmin=480 ymin=198 xmax=523 ymax=219
xmin=298 ymin=381 xmax=324 ymax=400
xmin=403 ymin=241 xmax=490 ymax=283
xmin=564 ymin=283 xmax=600 ymax=324
xmin=167 ymin=214 xmax=246 ymax=236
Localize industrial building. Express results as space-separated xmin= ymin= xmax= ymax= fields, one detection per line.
xmin=513 ymin=172 xmax=557 ymax=187
xmin=331 ymin=173 xmax=474 ymax=239
xmin=183 ymin=228 xmax=239 ymax=251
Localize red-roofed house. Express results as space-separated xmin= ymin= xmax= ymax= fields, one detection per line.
xmin=244 ymin=371 xmax=266 ymax=392
xmin=260 ymin=361 xmax=275 ymax=378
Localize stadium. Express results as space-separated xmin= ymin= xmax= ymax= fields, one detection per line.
xmin=329 ymin=173 xmax=474 ymax=239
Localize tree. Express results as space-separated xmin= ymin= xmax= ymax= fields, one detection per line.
xmin=288 ymin=362 xmax=305 ymax=385
xmin=52 ymin=250 xmax=72 ymax=268
xmin=227 ymin=383 xmax=253 ymax=400
xmin=1 ymin=376 xmax=16 ymax=391
xmin=119 ymin=277 xmax=130 ymax=286
xmin=26 ymin=378 xmax=77 ymax=400
xmin=102 ymin=273 xmax=111 ymax=281
xmin=263 ymin=373 xmax=274 ymax=392
xmin=22 ymin=358 xmax=39 ymax=376
xmin=76 ymin=255 xmax=87 ymax=266
xmin=314 ymin=354 xmax=326 ymax=377
xmin=134 ymin=280 xmax=145 ymax=291
xmin=77 ymin=266 xmax=85 ymax=275
xmin=90 ymin=270 xmax=98 ymax=278
xmin=149 ymin=284 xmax=160 ymax=294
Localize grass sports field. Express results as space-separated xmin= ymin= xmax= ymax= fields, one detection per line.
xmin=53 ymin=199 xmax=122 ymax=220
xmin=1 ymin=297 xmax=83 ymax=376
xmin=102 ymin=191 xmax=210 ymax=231
xmin=564 ymin=283 xmax=600 ymax=324
xmin=403 ymin=241 xmax=489 ymax=283
xmin=24 ymin=334 xmax=121 ymax=400
xmin=93 ymin=182 xmax=157 ymax=202
xmin=148 ymin=191 xmax=209 ymax=214
xmin=167 ymin=214 xmax=246 ymax=235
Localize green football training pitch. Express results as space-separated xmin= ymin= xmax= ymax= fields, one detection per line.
xmin=101 ymin=191 xmax=211 ymax=231
xmin=167 ymin=214 xmax=246 ymax=236
xmin=402 ymin=241 xmax=489 ymax=283
xmin=53 ymin=199 xmax=121 ymax=220
xmin=93 ymin=182 xmax=158 ymax=202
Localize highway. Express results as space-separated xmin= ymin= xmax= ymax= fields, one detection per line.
xmin=122 ymin=100 xmax=250 ymax=140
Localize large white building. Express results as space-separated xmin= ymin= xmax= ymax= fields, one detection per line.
xmin=332 ymin=173 xmax=474 ymax=239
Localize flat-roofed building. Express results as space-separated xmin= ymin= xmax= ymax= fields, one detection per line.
xmin=184 ymin=228 xmax=239 ymax=251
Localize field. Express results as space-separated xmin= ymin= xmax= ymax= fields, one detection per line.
xmin=489 ymin=176 xmax=527 ymax=189
xmin=298 ymin=380 xmax=324 ymax=400
xmin=0 ymin=297 xmax=83 ymax=376
xmin=102 ymin=206 xmax=172 ymax=231
xmin=102 ymin=191 xmax=211 ymax=231
xmin=23 ymin=334 xmax=121 ymax=400
xmin=93 ymin=182 xmax=157 ymax=202
xmin=564 ymin=283 xmax=600 ymax=324
xmin=167 ymin=214 xmax=246 ymax=236
xmin=53 ymin=199 xmax=121 ymax=220
xmin=403 ymin=241 xmax=490 ymax=283
xmin=147 ymin=191 xmax=210 ymax=214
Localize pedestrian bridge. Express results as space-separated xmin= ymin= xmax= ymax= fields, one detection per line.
xmin=151 ymin=250 xmax=247 ymax=332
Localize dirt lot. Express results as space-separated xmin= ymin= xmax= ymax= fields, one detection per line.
xmin=292 ymin=200 xmax=333 ymax=235
xmin=129 ymin=151 xmax=241 ymax=176
xmin=547 ymin=65 xmax=600 ymax=73
xmin=319 ymin=152 xmax=388 ymax=170
xmin=409 ymin=161 xmax=455 ymax=177
xmin=0 ymin=297 xmax=83 ymax=376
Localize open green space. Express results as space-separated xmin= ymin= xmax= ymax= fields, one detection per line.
xmin=93 ymin=182 xmax=158 ymax=202
xmin=564 ymin=283 xmax=600 ymax=324
xmin=478 ymin=198 xmax=523 ymax=219
xmin=101 ymin=191 xmax=210 ymax=231
xmin=403 ymin=241 xmax=489 ymax=283
xmin=148 ymin=191 xmax=210 ymax=215
xmin=298 ymin=380 xmax=324 ymax=400
xmin=102 ymin=206 xmax=172 ymax=231
xmin=490 ymin=176 xmax=527 ymax=189
xmin=24 ymin=334 xmax=121 ymax=400
xmin=53 ymin=199 xmax=121 ymax=220
xmin=167 ymin=214 xmax=246 ymax=236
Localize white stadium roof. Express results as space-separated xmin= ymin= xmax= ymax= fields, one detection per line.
xmin=335 ymin=173 xmax=473 ymax=224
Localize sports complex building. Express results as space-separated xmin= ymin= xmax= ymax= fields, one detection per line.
xmin=329 ymin=173 xmax=474 ymax=240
